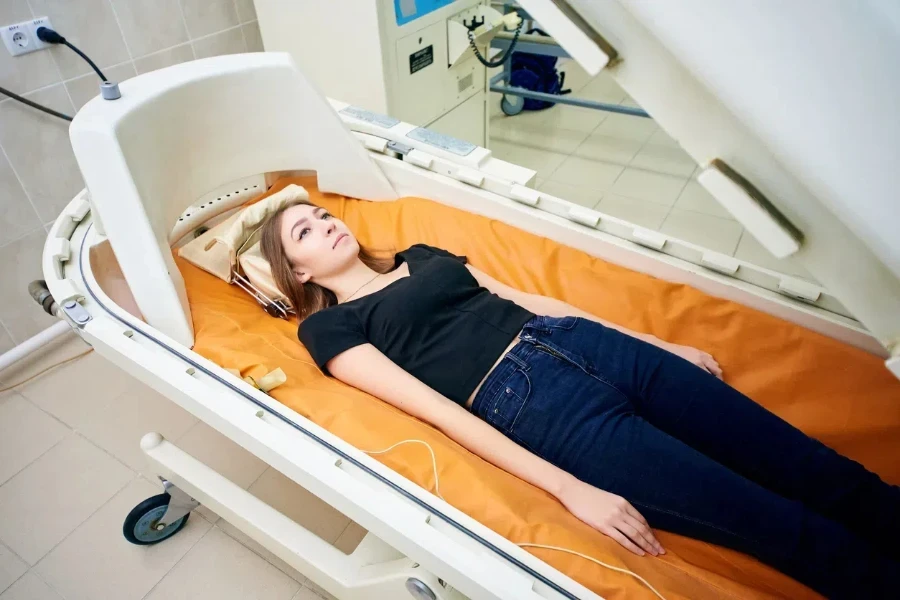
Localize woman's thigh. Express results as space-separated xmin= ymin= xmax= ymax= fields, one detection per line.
xmin=473 ymin=344 xmax=897 ymax=598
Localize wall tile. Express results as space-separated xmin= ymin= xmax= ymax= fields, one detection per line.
xmin=65 ymin=62 xmax=135 ymax=110
xmin=0 ymin=326 xmax=13 ymax=356
xmin=0 ymin=0 xmax=60 ymax=93
xmin=0 ymin=148 xmax=40 ymax=246
xmin=243 ymin=21 xmax=263 ymax=53
xmin=234 ymin=0 xmax=257 ymax=23
xmin=193 ymin=27 xmax=246 ymax=59
xmin=0 ymin=85 xmax=82 ymax=223
xmin=133 ymin=43 xmax=194 ymax=74
xmin=180 ymin=0 xmax=239 ymax=39
xmin=0 ymin=229 xmax=58 ymax=343
xmin=27 ymin=0 xmax=131 ymax=79
xmin=110 ymin=0 xmax=189 ymax=58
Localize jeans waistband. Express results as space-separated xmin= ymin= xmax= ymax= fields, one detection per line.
xmin=470 ymin=316 xmax=543 ymax=418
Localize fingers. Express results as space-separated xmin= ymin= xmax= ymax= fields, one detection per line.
xmin=604 ymin=526 xmax=647 ymax=556
xmin=702 ymin=354 xmax=723 ymax=379
xmin=623 ymin=514 xmax=664 ymax=555
xmin=623 ymin=502 xmax=666 ymax=555
xmin=617 ymin=520 xmax=660 ymax=556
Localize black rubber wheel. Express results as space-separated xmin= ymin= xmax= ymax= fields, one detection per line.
xmin=500 ymin=94 xmax=524 ymax=116
xmin=123 ymin=493 xmax=190 ymax=545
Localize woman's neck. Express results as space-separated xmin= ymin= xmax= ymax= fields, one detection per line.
xmin=318 ymin=259 xmax=383 ymax=304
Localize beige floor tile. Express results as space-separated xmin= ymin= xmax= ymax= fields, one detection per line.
xmin=0 ymin=542 xmax=26 ymax=595
xmin=18 ymin=349 xmax=140 ymax=431
xmin=0 ymin=394 xmax=69 ymax=486
xmin=592 ymin=113 xmax=657 ymax=143
xmin=673 ymin=180 xmax=733 ymax=220
xmin=557 ymin=59 xmax=593 ymax=93
xmin=609 ymin=168 xmax=687 ymax=206
xmin=145 ymin=527 xmax=300 ymax=600
xmin=79 ymin=383 xmax=198 ymax=472
xmin=0 ymin=332 xmax=86 ymax=387
xmin=333 ymin=522 xmax=367 ymax=555
xmin=247 ymin=469 xmax=350 ymax=545
xmin=549 ymin=156 xmax=623 ymax=190
xmin=175 ymin=421 xmax=268 ymax=522
xmin=489 ymin=103 xmax=550 ymax=128
xmin=216 ymin=520 xmax=307 ymax=585
xmin=539 ymin=105 xmax=607 ymax=132
xmin=537 ymin=181 xmax=601 ymax=208
xmin=490 ymin=121 xmax=589 ymax=155
xmin=573 ymin=134 xmax=643 ymax=165
xmin=34 ymin=477 xmax=211 ymax=600
xmin=293 ymin=583 xmax=337 ymax=600
xmin=660 ymin=210 xmax=744 ymax=255
xmin=578 ymin=73 xmax=628 ymax=104
xmin=0 ymin=434 xmax=133 ymax=565
xmin=596 ymin=194 xmax=672 ymax=230
xmin=734 ymin=232 xmax=818 ymax=281
xmin=0 ymin=572 xmax=62 ymax=600
xmin=629 ymin=144 xmax=697 ymax=177
xmin=647 ymin=128 xmax=681 ymax=147
xmin=488 ymin=141 xmax=568 ymax=180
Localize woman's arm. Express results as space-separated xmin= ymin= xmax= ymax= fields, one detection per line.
xmin=328 ymin=343 xmax=664 ymax=556
xmin=467 ymin=265 xmax=722 ymax=378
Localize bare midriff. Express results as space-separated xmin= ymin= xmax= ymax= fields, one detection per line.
xmin=464 ymin=328 xmax=525 ymax=410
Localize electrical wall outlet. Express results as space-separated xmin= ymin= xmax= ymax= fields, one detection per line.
xmin=1 ymin=16 xmax=54 ymax=57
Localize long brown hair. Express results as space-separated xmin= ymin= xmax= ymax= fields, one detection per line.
xmin=259 ymin=200 xmax=395 ymax=319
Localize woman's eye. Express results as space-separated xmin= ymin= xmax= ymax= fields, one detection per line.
xmin=321 ymin=213 xmax=331 ymax=220
xmin=298 ymin=227 xmax=310 ymax=240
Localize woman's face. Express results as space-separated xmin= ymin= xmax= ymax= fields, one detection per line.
xmin=278 ymin=203 xmax=359 ymax=283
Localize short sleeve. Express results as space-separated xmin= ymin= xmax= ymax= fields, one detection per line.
xmin=298 ymin=307 xmax=367 ymax=374
xmin=408 ymin=244 xmax=467 ymax=264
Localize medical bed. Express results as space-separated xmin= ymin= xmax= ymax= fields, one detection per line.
xmin=41 ymin=2 xmax=900 ymax=599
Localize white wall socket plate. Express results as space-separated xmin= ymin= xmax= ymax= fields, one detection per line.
xmin=1 ymin=16 xmax=54 ymax=57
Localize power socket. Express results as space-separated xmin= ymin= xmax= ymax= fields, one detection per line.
xmin=1 ymin=16 xmax=54 ymax=57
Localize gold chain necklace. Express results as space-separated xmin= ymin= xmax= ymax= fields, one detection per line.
xmin=342 ymin=273 xmax=382 ymax=303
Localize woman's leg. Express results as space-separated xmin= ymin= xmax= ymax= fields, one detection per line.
xmin=473 ymin=338 xmax=898 ymax=599
xmin=527 ymin=315 xmax=900 ymax=558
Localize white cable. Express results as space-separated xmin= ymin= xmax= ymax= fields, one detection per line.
xmin=362 ymin=439 xmax=444 ymax=500
xmin=361 ymin=439 xmax=667 ymax=600
xmin=516 ymin=543 xmax=668 ymax=600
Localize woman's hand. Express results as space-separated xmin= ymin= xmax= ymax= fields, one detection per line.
xmin=558 ymin=478 xmax=665 ymax=557
xmin=662 ymin=342 xmax=722 ymax=379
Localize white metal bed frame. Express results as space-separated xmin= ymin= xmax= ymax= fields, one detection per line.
xmin=40 ymin=7 xmax=900 ymax=594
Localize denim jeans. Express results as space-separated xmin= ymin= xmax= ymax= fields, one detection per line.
xmin=471 ymin=315 xmax=900 ymax=599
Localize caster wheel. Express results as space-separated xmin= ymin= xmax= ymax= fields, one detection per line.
xmin=123 ymin=493 xmax=190 ymax=545
xmin=500 ymin=94 xmax=524 ymax=116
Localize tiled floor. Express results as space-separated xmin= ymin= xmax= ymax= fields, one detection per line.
xmin=0 ymin=333 xmax=365 ymax=600
xmin=488 ymin=61 xmax=816 ymax=282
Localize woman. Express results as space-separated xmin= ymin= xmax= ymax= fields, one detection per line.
xmin=260 ymin=200 xmax=899 ymax=599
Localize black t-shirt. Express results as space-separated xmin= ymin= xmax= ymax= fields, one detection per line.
xmin=298 ymin=244 xmax=534 ymax=405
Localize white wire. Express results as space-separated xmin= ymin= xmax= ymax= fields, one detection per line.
xmin=361 ymin=439 xmax=667 ymax=600
xmin=362 ymin=439 xmax=444 ymax=500
xmin=516 ymin=543 xmax=668 ymax=600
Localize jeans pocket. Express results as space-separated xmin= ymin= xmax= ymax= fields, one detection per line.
xmin=545 ymin=315 xmax=579 ymax=330
xmin=486 ymin=368 xmax=531 ymax=434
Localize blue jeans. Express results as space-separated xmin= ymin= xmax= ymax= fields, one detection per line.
xmin=471 ymin=315 xmax=900 ymax=599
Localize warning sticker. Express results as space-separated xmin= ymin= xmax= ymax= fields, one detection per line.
xmin=409 ymin=45 xmax=434 ymax=74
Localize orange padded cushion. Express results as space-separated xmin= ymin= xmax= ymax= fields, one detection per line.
xmin=177 ymin=176 xmax=900 ymax=600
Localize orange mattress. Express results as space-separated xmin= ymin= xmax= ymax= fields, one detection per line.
xmin=178 ymin=176 xmax=900 ymax=600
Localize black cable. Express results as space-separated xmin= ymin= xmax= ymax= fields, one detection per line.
xmin=36 ymin=27 xmax=107 ymax=82
xmin=62 ymin=41 xmax=108 ymax=82
xmin=0 ymin=85 xmax=73 ymax=122
xmin=467 ymin=20 xmax=524 ymax=68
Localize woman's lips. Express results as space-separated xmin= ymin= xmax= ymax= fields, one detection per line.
xmin=333 ymin=233 xmax=347 ymax=249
